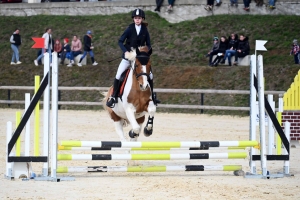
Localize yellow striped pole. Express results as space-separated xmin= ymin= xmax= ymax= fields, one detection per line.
xmin=15 ymin=111 xmax=21 ymax=157
xmin=34 ymin=75 xmax=40 ymax=156
xmin=276 ymin=112 xmax=282 ymax=155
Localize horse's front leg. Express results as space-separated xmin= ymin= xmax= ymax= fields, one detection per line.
xmin=144 ymin=101 xmax=156 ymax=137
xmin=125 ymin=104 xmax=140 ymax=138
xmin=113 ymin=120 xmax=127 ymax=141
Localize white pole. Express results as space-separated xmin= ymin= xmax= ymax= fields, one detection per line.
xmin=6 ymin=121 xmax=12 ymax=178
xmin=249 ymin=55 xmax=257 ymax=174
xmin=267 ymin=95 xmax=275 ymax=155
xmin=43 ymin=52 xmax=50 ymax=177
xmin=51 ymin=52 xmax=58 ymax=179
xmin=278 ymin=97 xmax=283 ymax=112
xmin=257 ymin=55 xmax=267 ymax=178
xmin=25 ymin=93 xmax=31 ymax=156
xmin=284 ymin=121 xmax=290 ymax=175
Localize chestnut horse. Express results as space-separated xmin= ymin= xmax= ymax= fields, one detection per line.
xmin=103 ymin=46 xmax=156 ymax=141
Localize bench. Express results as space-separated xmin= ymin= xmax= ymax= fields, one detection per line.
xmin=212 ymin=55 xmax=250 ymax=66
xmin=42 ymin=54 xmax=87 ymax=65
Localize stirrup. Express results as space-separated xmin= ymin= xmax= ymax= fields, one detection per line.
xmin=106 ymin=97 xmax=116 ymax=108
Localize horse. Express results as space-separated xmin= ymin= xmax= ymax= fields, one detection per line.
xmin=103 ymin=46 xmax=156 ymax=142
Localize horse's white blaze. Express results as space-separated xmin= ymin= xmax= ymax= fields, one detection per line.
xmin=141 ymin=65 xmax=148 ymax=90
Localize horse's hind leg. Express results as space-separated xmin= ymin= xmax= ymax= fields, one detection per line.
xmin=144 ymin=101 xmax=156 ymax=137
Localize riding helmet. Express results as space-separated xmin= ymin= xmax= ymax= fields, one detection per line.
xmin=132 ymin=9 xmax=145 ymax=20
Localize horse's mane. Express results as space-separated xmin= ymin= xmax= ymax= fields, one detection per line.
xmin=125 ymin=46 xmax=149 ymax=62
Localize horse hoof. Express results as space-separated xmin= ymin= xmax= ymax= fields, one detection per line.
xmin=143 ymin=127 xmax=153 ymax=137
xmin=129 ymin=130 xmax=139 ymax=138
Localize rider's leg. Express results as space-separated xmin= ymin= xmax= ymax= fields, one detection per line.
xmin=106 ymin=59 xmax=130 ymax=108
xmin=148 ymin=73 xmax=160 ymax=106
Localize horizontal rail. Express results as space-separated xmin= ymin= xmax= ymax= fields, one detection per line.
xmin=0 ymin=86 xmax=285 ymax=95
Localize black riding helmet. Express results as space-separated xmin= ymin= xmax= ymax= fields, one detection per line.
xmin=131 ymin=9 xmax=145 ymax=20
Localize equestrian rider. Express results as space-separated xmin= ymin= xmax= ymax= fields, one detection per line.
xmin=106 ymin=8 xmax=160 ymax=108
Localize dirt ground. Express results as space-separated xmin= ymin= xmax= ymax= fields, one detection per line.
xmin=0 ymin=109 xmax=299 ymax=200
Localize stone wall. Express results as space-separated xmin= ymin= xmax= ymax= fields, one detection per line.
xmin=0 ymin=0 xmax=300 ymax=23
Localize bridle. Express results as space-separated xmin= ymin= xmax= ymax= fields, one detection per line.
xmin=132 ymin=53 xmax=150 ymax=80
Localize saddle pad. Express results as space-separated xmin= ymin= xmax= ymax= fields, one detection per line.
xmin=118 ymin=69 xmax=130 ymax=99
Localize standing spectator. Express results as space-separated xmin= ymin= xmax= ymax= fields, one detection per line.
xmin=212 ymin=36 xmax=228 ymax=66
xmin=243 ymin=0 xmax=250 ymax=11
xmin=166 ymin=0 xmax=175 ymax=12
xmin=155 ymin=0 xmax=164 ymax=12
xmin=77 ymin=31 xmax=98 ymax=67
xmin=54 ymin=39 xmax=62 ymax=58
xmin=233 ymin=34 xmax=250 ymax=66
xmin=290 ymin=39 xmax=299 ymax=64
xmin=60 ymin=38 xmax=71 ymax=65
xmin=34 ymin=28 xmax=53 ymax=66
xmin=230 ymin=0 xmax=238 ymax=6
xmin=206 ymin=36 xmax=220 ymax=66
xmin=269 ymin=0 xmax=276 ymax=9
xmin=204 ymin=0 xmax=214 ymax=11
xmin=67 ymin=35 xmax=82 ymax=67
xmin=10 ymin=28 xmax=22 ymax=65
xmin=222 ymin=33 xmax=238 ymax=66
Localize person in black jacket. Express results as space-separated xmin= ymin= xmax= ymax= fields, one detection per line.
xmin=106 ymin=8 xmax=160 ymax=108
xmin=212 ymin=36 xmax=228 ymax=66
xmin=60 ymin=38 xmax=71 ymax=65
xmin=222 ymin=33 xmax=238 ymax=66
xmin=10 ymin=28 xmax=22 ymax=65
xmin=233 ymin=34 xmax=250 ymax=66
xmin=77 ymin=30 xmax=98 ymax=67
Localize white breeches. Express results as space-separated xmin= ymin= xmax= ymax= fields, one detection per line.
xmin=115 ymin=59 xmax=153 ymax=80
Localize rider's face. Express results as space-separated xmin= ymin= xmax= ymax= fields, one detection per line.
xmin=134 ymin=16 xmax=142 ymax=25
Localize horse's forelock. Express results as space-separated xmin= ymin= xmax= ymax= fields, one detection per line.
xmin=138 ymin=46 xmax=149 ymax=53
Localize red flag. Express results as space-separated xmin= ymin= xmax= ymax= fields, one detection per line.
xmin=31 ymin=37 xmax=44 ymax=48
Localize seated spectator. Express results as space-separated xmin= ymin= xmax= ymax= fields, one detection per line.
xmin=230 ymin=0 xmax=238 ymax=7
xmin=206 ymin=36 xmax=220 ymax=66
xmin=54 ymin=39 xmax=62 ymax=58
xmin=215 ymin=0 xmax=222 ymax=6
xmin=166 ymin=0 xmax=175 ymax=12
xmin=243 ymin=0 xmax=250 ymax=11
xmin=60 ymin=38 xmax=71 ymax=65
xmin=212 ymin=36 xmax=228 ymax=66
xmin=67 ymin=35 xmax=82 ymax=67
xmin=255 ymin=0 xmax=263 ymax=6
xmin=155 ymin=0 xmax=164 ymax=12
xmin=290 ymin=39 xmax=299 ymax=64
xmin=269 ymin=0 xmax=276 ymax=9
xmin=222 ymin=33 xmax=238 ymax=66
xmin=233 ymin=34 xmax=250 ymax=66
xmin=204 ymin=0 xmax=214 ymax=11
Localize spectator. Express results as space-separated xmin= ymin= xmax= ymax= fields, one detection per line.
xmin=215 ymin=0 xmax=222 ymax=6
xmin=54 ymin=39 xmax=62 ymax=58
xmin=60 ymin=38 xmax=71 ymax=65
xmin=212 ymin=36 xmax=228 ymax=67
xmin=67 ymin=35 xmax=82 ymax=67
xmin=206 ymin=36 xmax=220 ymax=66
xmin=10 ymin=28 xmax=22 ymax=65
xmin=155 ymin=0 xmax=164 ymax=12
xmin=204 ymin=0 xmax=214 ymax=11
xmin=77 ymin=30 xmax=98 ymax=67
xmin=230 ymin=0 xmax=238 ymax=7
xmin=254 ymin=0 xmax=263 ymax=6
xmin=290 ymin=39 xmax=299 ymax=64
xmin=269 ymin=0 xmax=276 ymax=9
xmin=222 ymin=33 xmax=238 ymax=66
xmin=233 ymin=34 xmax=250 ymax=66
xmin=34 ymin=28 xmax=53 ymax=66
xmin=166 ymin=0 xmax=175 ymax=12
xmin=243 ymin=0 xmax=250 ymax=11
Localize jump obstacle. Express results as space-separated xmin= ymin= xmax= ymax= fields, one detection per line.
xmin=5 ymin=41 xmax=292 ymax=181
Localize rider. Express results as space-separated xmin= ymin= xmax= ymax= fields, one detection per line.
xmin=106 ymin=8 xmax=160 ymax=108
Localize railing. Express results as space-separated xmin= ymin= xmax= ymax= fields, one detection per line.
xmin=0 ymin=86 xmax=285 ymax=111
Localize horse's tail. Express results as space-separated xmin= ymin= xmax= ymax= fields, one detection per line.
xmin=101 ymin=91 xmax=109 ymax=111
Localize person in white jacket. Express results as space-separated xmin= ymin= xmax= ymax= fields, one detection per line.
xmin=34 ymin=28 xmax=53 ymax=66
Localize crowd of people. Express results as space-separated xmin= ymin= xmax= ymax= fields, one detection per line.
xmin=204 ymin=0 xmax=277 ymax=11
xmin=206 ymin=34 xmax=250 ymax=67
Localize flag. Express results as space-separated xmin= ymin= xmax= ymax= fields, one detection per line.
xmin=255 ymin=40 xmax=268 ymax=51
xmin=31 ymin=37 xmax=44 ymax=49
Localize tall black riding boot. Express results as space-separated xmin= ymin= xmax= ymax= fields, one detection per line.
xmin=106 ymin=78 xmax=121 ymax=108
xmin=149 ymin=79 xmax=161 ymax=106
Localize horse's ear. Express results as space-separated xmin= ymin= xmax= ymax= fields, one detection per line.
xmin=148 ymin=48 xmax=152 ymax=56
xmin=136 ymin=47 xmax=141 ymax=55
